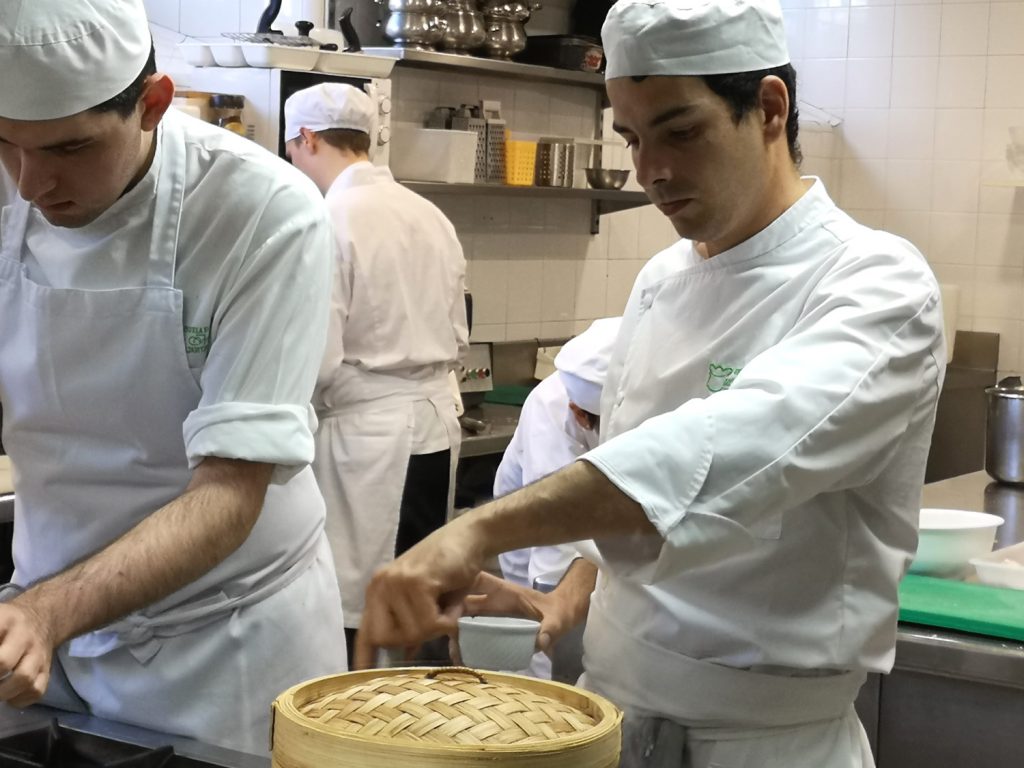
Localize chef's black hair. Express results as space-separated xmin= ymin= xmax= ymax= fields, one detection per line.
xmin=702 ymin=64 xmax=802 ymax=165
xmin=628 ymin=64 xmax=802 ymax=165
xmin=91 ymin=44 xmax=158 ymax=120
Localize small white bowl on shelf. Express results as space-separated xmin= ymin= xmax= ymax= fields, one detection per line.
xmin=240 ymin=43 xmax=319 ymax=71
xmin=909 ymin=508 xmax=1004 ymax=578
xmin=208 ymin=43 xmax=247 ymax=67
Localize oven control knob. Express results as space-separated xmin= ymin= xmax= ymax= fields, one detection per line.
xmin=378 ymin=125 xmax=391 ymax=145
xmin=379 ymin=96 xmax=392 ymax=115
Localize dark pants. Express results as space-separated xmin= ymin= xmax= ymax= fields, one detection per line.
xmin=345 ymin=448 xmax=452 ymax=669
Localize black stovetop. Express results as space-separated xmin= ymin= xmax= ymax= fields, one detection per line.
xmin=0 ymin=721 xmax=214 ymax=768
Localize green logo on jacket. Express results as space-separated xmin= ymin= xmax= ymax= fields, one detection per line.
xmin=184 ymin=326 xmax=211 ymax=355
xmin=707 ymin=362 xmax=742 ymax=393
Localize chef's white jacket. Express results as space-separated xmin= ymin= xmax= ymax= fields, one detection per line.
xmin=581 ymin=179 xmax=945 ymax=696
xmin=495 ymin=373 xmax=595 ymax=589
xmin=0 ymin=118 xmax=329 ymax=475
xmin=314 ymin=161 xmax=468 ymax=452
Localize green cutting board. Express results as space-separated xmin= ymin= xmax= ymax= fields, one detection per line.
xmin=484 ymin=384 xmax=536 ymax=407
xmin=899 ymin=574 xmax=1024 ymax=642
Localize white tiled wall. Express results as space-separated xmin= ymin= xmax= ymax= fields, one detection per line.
xmin=782 ymin=0 xmax=1024 ymax=376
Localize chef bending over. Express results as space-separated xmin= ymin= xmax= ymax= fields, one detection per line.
xmin=356 ymin=2 xmax=946 ymax=766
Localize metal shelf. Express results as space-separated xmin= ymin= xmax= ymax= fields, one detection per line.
xmin=397 ymin=181 xmax=650 ymax=233
xmin=363 ymin=46 xmax=605 ymax=90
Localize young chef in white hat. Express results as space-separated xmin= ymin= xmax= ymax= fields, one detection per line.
xmin=493 ymin=317 xmax=620 ymax=679
xmin=355 ymin=1 xmax=945 ymax=765
xmin=0 ymin=0 xmax=345 ymax=753
xmin=283 ymin=83 xmax=468 ymax=665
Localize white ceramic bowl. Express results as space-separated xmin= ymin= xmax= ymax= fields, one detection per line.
xmin=909 ymin=508 xmax=1004 ymax=578
xmin=457 ymin=616 xmax=539 ymax=672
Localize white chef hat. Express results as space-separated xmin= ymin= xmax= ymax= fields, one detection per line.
xmin=555 ymin=317 xmax=622 ymax=416
xmin=284 ymin=83 xmax=375 ymax=143
xmin=0 ymin=0 xmax=153 ymax=121
xmin=603 ymin=0 xmax=790 ymax=80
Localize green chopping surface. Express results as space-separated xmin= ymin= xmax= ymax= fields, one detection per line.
xmin=899 ymin=574 xmax=1024 ymax=642
xmin=483 ymin=384 xmax=536 ymax=407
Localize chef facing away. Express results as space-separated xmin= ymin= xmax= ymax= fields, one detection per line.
xmin=283 ymin=83 xmax=469 ymax=665
xmin=357 ymin=2 xmax=946 ymax=766
xmin=0 ymin=0 xmax=345 ymax=753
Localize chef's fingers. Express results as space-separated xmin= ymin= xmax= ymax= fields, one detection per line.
xmin=6 ymin=668 xmax=48 ymax=709
xmin=0 ymin=647 xmax=46 ymax=703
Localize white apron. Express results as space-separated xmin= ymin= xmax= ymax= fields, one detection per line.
xmin=0 ymin=114 xmax=346 ymax=753
xmin=581 ymin=600 xmax=874 ymax=768
xmin=313 ymin=365 xmax=460 ymax=628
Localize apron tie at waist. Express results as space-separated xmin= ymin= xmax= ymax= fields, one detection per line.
xmin=317 ymin=366 xmax=452 ymax=420
xmin=65 ymin=538 xmax=321 ymax=664
xmin=582 ymin=599 xmax=867 ymax=732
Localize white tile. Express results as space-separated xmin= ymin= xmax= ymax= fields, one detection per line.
xmin=393 ymin=69 xmax=442 ymax=107
xmin=928 ymin=212 xmax=977 ymax=265
xmin=894 ymin=4 xmax=942 ymax=57
xmin=974 ymin=266 xmax=1024 ymax=320
xmin=506 ymin=256 xmax=544 ymax=322
xmin=437 ymin=72 xmax=480 ymax=108
xmin=637 ymin=206 xmax=680 ymax=258
xmin=935 ymin=56 xmax=987 ymax=109
xmin=145 ymin=0 xmax=181 ymax=31
xmin=839 ymin=158 xmax=888 ymax=209
xmin=972 ymin=316 xmax=1021 ymax=373
xmin=979 ymin=178 xmax=1024 ymax=216
xmin=940 ymin=4 xmax=990 ymax=57
xmin=799 ymin=59 xmax=848 ymax=111
xmin=541 ymin=321 xmax=575 ymax=338
xmin=837 ymin=111 xmax=887 ymax=161
xmin=981 ymin=108 xmax=1024 ymax=162
xmin=607 ymin=261 xmax=645 ymax=315
xmin=586 ymin=229 xmax=610 ymax=260
xmin=887 ymin=109 xmax=936 ymax=159
xmin=805 ymin=8 xmax=851 ymax=59
xmin=989 ymin=3 xmax=1024 ymax=56
xmin=508 ymin=199 xmax=551 ymax=231
xmin=541 ymin=258 xmax=577 ymax=322
xmin=933 ymin=109 xmax=984 ymax=160
xmin=846 ymin=208 xmax=887 ymax=229
xmin=986 ymin=56 xmax=1024 ymax=109
xmin=506 ymin=322 xmax=542 ymax=340
xmin=890 ymin=57 xmax=939 ymax=108
xmin=607 ymin=209 xmax=641 ymax=259
xmin=849 ymin=6 xmax=894 ymax=58
xmin=180 ymin=0 xmax=239 ymax=36
xmin=470 ymin=324 xmax=506 ymax=343
xmin=976 ymin=214 xmax=1024 ymax=268
xmin=883 ymin=210 xmax=933 ymax=254
xmin=575 ymin=260 xmax=609 ymax=320
xmin=845 ymin=58 xmax=893 ymax=108
xmin=930 ymin=161 xmax=981 ymax=213
xmin=885 ymin=159 xmax=934 ymax=211
xmin=467 ymin=257 xmax=509 ymax=325
xmin=931 ymin=264 xmax=976 ymax=318
xmin=476 ymin=82 xmax=517 ymax=111
xmin=783 ymin=9 xmax=807 ymax=62
xmin=573 ymin=319 xmax=593 ymax=334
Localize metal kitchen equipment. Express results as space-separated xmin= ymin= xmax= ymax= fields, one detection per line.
xmin=479 ymin=0 xmax=540 ymax=58
xmin=439 ymin=0 xmax=487 ymax=53
xmin=986 ymin=376 xmax=1024 ymax=484
xmin=384 ymin=0 xmax=448 ymax=50
xmin=450 ymin=104 xmax=489 ymax=182
xmin=534 ymin=136 xmax=575 ymax=187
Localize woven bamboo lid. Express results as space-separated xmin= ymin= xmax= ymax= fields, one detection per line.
xmin=272 ymin=667 xmax=622 ymax=768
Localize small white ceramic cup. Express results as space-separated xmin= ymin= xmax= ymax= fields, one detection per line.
xmin=457 ymin=616 xmax=540 ymax=672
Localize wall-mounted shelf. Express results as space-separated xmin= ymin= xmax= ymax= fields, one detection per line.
xmin=363 ymin=46 xmax=606 ymax=91
xmin=397 ymin=181 xmax=650 ymax=234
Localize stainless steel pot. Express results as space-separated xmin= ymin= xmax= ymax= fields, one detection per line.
xmin=481 ymin=17 xmax=526 ymax=58
xmin=385 ymin=0 xmax=447 ymax=49
xmin=986 ymin=376 xmax=1024 ymax=484
xmin=440 ymin=0 xmax=487 ymax=53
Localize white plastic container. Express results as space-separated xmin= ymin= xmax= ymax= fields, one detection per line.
xmin=177 ymin=42 xmax=215 ymax=67
xmin=315 ymin=50 xmax=396 ymax=78
xmin=457 ymin=616 xmax=540 ymax=672
xmin=240 ymin=43 xmax=319 ymax=71
xmin=208 ymin=43 xmax=247 ymax=67
xmin=909 ymin=508 xmax=1004 ymax=578
xmin=390 ymin=128 xmax=479 ymax=184
xmin=971 ymin=541 xmax=1024 ymax=590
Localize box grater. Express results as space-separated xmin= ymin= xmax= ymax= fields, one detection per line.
xmin=451 ymin=105 xmax=488 ymax=183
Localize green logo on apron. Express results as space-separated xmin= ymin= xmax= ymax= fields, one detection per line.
xmin=707 ymin=362 xmax=742 ymax=393
xmin=184 ymin=326 xmax=211 ymax=355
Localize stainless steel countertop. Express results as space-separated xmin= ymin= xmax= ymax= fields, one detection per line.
xmin=0 ymin=703 xmax=270 ymax=767
xmin=894 ymin=470 xmax=1024 ymax=687
xmin=460 ymin=402 xmax=521 ymax=458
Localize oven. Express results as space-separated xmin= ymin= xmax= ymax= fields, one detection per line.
xmin=184 ymin=67 xmax=392 ymax=165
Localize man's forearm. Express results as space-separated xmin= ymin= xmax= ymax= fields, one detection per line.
xmin=470 ymin=459 xmax=657 ymax=561
xmin=14 ymin=458 xmax=272 ymax=648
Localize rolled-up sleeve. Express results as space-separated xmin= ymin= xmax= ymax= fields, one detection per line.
xmin=583 ymin=244 xmax=944 ymax=576
xmin=183 ymin=210 xmax=333 ymax=479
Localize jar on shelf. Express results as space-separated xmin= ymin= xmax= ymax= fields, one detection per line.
xmin=208 ymin=94 xmax=246 ymax=137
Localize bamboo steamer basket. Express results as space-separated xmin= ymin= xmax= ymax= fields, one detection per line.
xmin=271 ymin=667 xmax=622 ymax=767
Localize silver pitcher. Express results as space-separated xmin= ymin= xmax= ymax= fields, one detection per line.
xmin=479 ymin=0 xmax=539 ymax=59
xmin=986 ymin=376 xmax=1024 ymax=484
xmin=440 ymin=0 xmax=487 ymax=54
xmin=385 ymin=0 xmax=447 ymax=50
